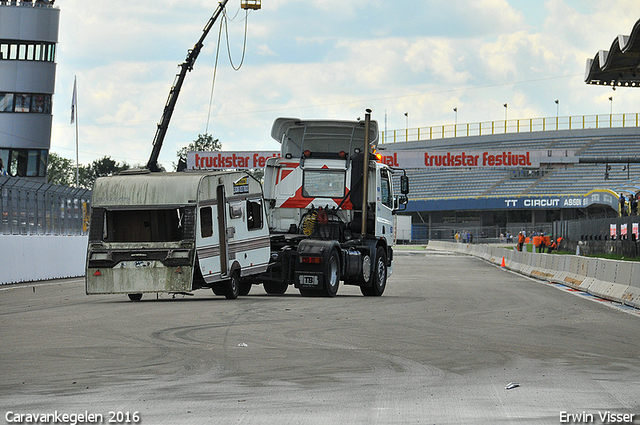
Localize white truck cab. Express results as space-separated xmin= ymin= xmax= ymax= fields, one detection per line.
xmin=257 ymin=114 xmax=409 ymax=297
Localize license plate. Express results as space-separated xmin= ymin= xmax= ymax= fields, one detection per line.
xmin=299 ymin=275 xmax=318 ymax=286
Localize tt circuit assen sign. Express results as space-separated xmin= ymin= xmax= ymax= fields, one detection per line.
xmin=406 ymin=190 xmax=619 ymax=213
xmin=187 ymin=151 xmax=280 ymax=170
xmin=378 ymin=149 xmax=576 ymax=169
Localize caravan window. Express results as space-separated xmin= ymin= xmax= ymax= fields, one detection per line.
xmin=200 ymin=206 xmax=213 ymax=238
xmin=247 ymin=198 xmax=263 ymax=230
xmin=104 ymin=208 xmax=184 ymax=242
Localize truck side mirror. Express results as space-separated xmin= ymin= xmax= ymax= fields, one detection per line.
xmin=400 ymin=175 xmax=409 ymax=195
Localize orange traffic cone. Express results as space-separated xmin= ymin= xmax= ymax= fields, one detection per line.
xmin=501 ymin=257 xmax=506 ymax=268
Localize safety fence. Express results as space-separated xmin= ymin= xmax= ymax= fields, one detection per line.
xmin=0 ymin=176 xmax=90 ymax=236
xmin=411 ymin=222 xmax=553 ymax=245
xmin=428 ymin=240 xmax=640 ymax=310
xmin=554 ymin=215 xmax=640 ymax=242
xmin=381 ymin=112 xmax=640 ymax=144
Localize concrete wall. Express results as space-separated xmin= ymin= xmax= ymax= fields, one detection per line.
xmin=0 ymin=235 xmax=87 ymax=285
xmin=428 ymin=241 xmax=640 ymax=309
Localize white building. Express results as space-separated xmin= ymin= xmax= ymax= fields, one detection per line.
xmin=0 ymin=0 xmax=59 ymax=180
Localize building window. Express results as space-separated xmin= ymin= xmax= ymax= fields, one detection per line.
xmin=0 ymin=93 xmax=13 ymax=112
xmin=14 ymin=94 xmax=31 ymax=112
xmin=0 ymin=92 xmax=52 ymax=113
xmin=0 ymin=148 xmax=47 ymax=178
xmin=0 ymin=41 xmax=56 ymax=62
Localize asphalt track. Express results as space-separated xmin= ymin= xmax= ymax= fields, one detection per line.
xmin=2 ymin=248 xmax=640 ymax=424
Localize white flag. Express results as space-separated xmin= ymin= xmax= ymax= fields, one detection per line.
xmin=70 ymin=77 xmax=77 ymax=124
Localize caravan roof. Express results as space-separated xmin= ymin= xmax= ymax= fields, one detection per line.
xmin=91 ymin=171 xmax=237 ymax=207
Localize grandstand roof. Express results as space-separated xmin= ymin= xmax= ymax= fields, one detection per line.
xmin=585 ymin=19 xmax=640 ymax=87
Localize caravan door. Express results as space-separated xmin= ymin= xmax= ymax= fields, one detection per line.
xmin=196 ymin=184 xmax=230 ymax=284
xmin=216 ymin=184 xmax=229 ymax=278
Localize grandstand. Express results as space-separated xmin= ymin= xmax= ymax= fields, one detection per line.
xmin=381 ymin=122 xmax=640 ymax=241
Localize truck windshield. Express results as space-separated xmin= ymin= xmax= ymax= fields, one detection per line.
xmin=103 ymin=208 xmax=184 ymax=242
xmin=302 ymin=170 xmax=345 ymax=198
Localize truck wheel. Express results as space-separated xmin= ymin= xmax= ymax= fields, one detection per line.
xmin=323 ymin=249 xmax=340 ymax=297
xmin=128 ymin=293 xmax=143 ymax=301
xmin=299 ymin=287 xmax=320 ymax=297
xmin=239 ymin=281 xmax=252 ymax=296
xmin=361 ymin=246 xmax=386 ymax=297
xmin=263 ymin=282 xmax=288 ymax=295
xmin=224 ymin=270 xmax=240 ymax=300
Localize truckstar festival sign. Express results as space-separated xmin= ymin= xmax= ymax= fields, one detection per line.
xmin=187 ymin=151 xmax=280 ymax=170
xmin=378 ymin=149 xmax=576 ymax=169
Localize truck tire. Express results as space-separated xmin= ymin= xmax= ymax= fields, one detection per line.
xmin=361 ymin=246 xmax=386 ymax=296
xmin=323 ymin=249 xmax=340 ymax=297
xmin=263 ymin=282 xmax=288 ymax=295
xmin=239 ymin=281 xmax=252 ymax=296
xmin=299 ymin=287 xmax=320 ymax=297
xmin=128 ymin=293 xmax=143 ymax=301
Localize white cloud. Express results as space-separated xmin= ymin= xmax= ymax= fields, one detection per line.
xmin=48 ymin=0 xmax=640 ymax=168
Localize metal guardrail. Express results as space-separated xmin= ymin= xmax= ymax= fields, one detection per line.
xmin=0 ymin=177 xmax=90 ymax=235
xmin=381 ymin=112 xmax=640 ymax=144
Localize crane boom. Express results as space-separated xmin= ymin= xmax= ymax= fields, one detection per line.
xmin=146 ymin=0 xmax=230 ymax=172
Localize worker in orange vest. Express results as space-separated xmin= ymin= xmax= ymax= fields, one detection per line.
xmin=517 ymin=231 xmax=525 ymax=251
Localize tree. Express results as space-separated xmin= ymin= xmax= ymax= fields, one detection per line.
xmin=80 ymin=156 xmax=131 ymax=189
xmin=175 ymin=133 xmax=221 ymax=171
xmin=46 ymin=152 xmax=75 ymax=186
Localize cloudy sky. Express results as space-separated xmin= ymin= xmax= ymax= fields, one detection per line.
xmin=51 ymin=0 xmax=640 ymax=169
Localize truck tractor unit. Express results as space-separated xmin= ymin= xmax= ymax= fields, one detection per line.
xmin=254 ymin=112 xmax=409 ymax=297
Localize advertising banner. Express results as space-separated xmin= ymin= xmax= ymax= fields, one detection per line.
xmin=187 ymin=151 xmax=280 ymax=170
xmin=378 ymin=149 xmax=576 ymax=169
xmin=405 ymin=190 xmax=619 ymax=212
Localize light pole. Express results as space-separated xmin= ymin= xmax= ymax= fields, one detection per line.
xmin=453 ymin=107 xmax=457 ymax=137
xmin=504 ymin=103 xmax=508 ymax=133
xmin=404 ymin=112 xmax=409 ymax=141
xmin=555 ymin=99 xmax=559 ymax=130
xmin=609 ymin=96 xmax=613 ymax=114
xmin=609 ymin=96 xmax=613 ymax=127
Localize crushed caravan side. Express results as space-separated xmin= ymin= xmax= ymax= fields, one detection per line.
xmin=86 ymin=170 xmax=270 ymax=300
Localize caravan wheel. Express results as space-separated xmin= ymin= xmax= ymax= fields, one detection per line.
xmin=224 ymin=271 xmax=241 ymax=300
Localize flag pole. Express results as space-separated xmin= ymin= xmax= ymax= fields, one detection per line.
xmin=71 ymin=76 xmax=79 ymax=187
